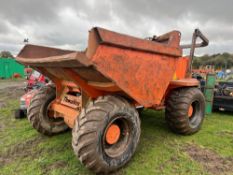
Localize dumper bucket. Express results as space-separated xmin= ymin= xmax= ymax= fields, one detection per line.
xmin=17 ymin=27 xmax=184 ymax=107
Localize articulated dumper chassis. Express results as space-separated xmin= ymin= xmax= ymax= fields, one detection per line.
xmin=16 ymin=27 xmax=208 ymax=174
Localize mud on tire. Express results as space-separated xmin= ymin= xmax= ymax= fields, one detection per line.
xmin=27 ymin=85 xmax=68 ymax=136
xmin=165 ymin=87 xmax=205 ymax=135
xmin=72 ymin=95 xmax=141 ymax=174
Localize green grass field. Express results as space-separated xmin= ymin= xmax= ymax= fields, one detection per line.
xmin=0 ymin=88 xmax=233 ymax=175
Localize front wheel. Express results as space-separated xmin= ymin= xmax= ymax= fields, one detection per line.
xmin=72 ymin=95 xmax=141 ymax=174
xmin=165 ymin=87 xmax=205 ymax=135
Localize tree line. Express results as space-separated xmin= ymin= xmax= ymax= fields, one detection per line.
xmin=193 ymin=53 xmax=233 ymax=69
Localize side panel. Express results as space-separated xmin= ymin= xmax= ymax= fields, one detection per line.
xmin=92 ymin=45 xmax=178 ymax=107
xmin=13 ymin=60 xmax=25 ymax=77
xmin=173 ymin=57 xmax=189 ymax=80
xmin=4 ymin=62 xmax=10 ymax=78
xmin=0 ymin=59 xmax=25 ymax=78
xmin=0 ymin=59 xmax=2 ymax=78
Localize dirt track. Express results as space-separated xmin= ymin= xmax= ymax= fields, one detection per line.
xmin=0 ymin=80 xmax=25 ymax=108
xmin=0 ymin=80 xmax=25 ymax=90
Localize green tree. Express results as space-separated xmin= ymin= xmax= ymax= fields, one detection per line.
xmin=0 ymin=51 xmax=13 ymax=58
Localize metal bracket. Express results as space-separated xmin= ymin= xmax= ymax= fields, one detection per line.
xmin=181 ymin=29 xmax=209 ymax=75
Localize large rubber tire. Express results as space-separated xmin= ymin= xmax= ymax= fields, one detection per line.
xmin=27 ymin=85 xmax=68 ymax=136
xmin=72 ymin=95 xmax=141 ymax=174
xmin=165 ymin=87 xmax=205 ymax=135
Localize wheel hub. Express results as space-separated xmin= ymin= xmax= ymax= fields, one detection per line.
xmin=188 ymin=105 xmax=193 ymax=118
xmin=105 ymin=124 xmax=121 ymax=145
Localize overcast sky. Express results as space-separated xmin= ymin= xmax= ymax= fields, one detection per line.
xmin=0 ymin=0 xmax=233 ymax=56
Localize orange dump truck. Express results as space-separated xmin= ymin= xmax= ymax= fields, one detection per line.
xmin=16 ymin=27 xmax=208 ymax=174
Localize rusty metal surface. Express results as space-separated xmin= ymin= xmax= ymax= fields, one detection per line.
xmin=169 ymin=78 xmax=199 ymax=87
xmin=91 ymin=45 xmax=177 ymax=107
xmin=94 ymin=27 xmax=182 ymax=57
xmin=73 ymin=67 xmax=111 ymax=82
xmin=17 ymin=44 xmax=74 ymax=58
xmin=16 ymin=27 xmax=204 ymax=108
xmin=17 ymin=44 xmax=91 ymax=67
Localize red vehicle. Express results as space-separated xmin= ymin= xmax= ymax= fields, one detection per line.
xmin=15 ymin=89 xmax=39 ymax=118
xmin=25 ymin=70 xmax=47 ymax=91
xmin=15 ymin=70 xmax=48 ymax=118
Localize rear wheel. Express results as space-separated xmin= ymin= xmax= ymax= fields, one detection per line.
xmin=72 ymin=95 xmax=141 ymax=174
xmin=165 ymin=87 xmax=205 ymax=135
xmin=27 ymin=85 xmax=68 ymax=135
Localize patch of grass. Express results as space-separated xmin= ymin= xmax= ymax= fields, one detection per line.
xmin=181 ymin=112 xmax=233 ymax=157
xmin=121 ymin=110 xmax=209 ymax=175
xmin=0 ymin=100 xmax=39 ymax=154
xmin=0 ymin=97 xmax=233 ymax=174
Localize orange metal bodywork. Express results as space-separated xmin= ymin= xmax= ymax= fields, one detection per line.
xmin=16 ymin=27 xmax=199 ymax=128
